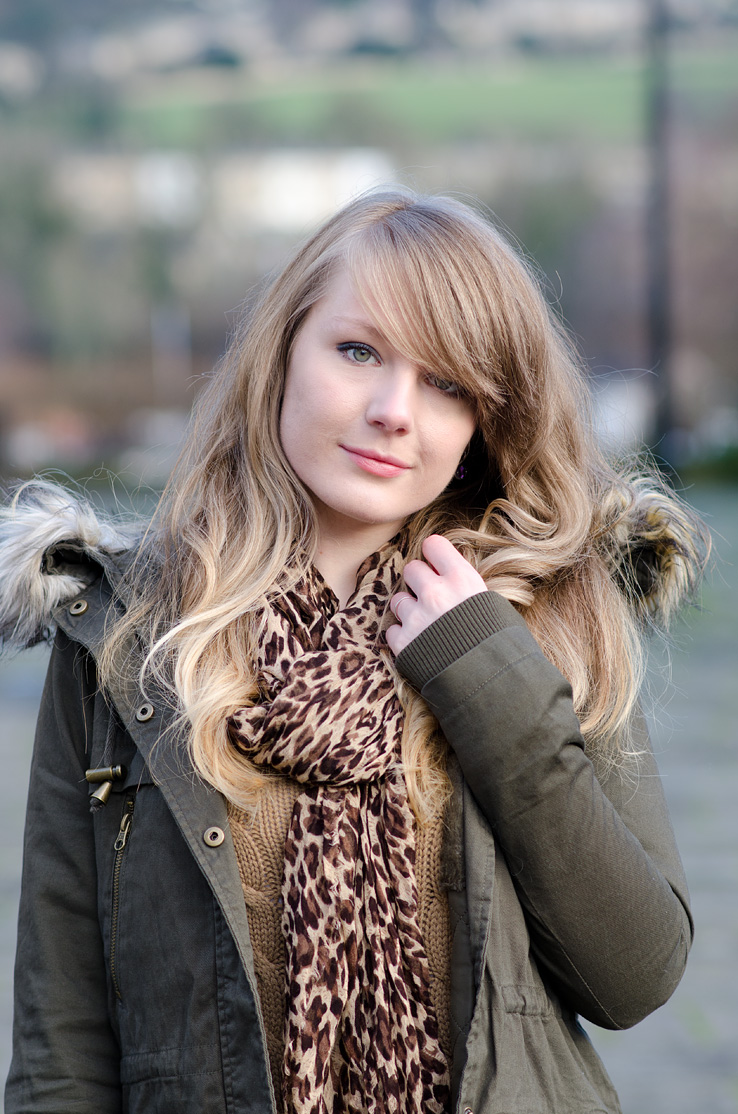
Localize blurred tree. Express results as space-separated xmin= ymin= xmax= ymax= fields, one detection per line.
xmin=0 ymin=163 xmax=69 ymax=352
xmin=0 ymin=0 xmax=192 ymax=47
xmin=0 ymin=0 xmax=63 ymax=46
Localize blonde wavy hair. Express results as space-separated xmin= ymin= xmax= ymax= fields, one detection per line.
xmin=101 ymin=188 xmax=708 ymax=822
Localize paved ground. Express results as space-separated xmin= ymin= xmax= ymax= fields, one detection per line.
xmin=0 ymin=484 xmax=735 ymax=1113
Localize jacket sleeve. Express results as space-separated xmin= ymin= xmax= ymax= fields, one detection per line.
xmin=395 ymin=591 xmax=692 ymax=1031
xmin=5 ymin=631 xmax=122 ymax=1113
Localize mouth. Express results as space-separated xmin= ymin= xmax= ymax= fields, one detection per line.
xmin=340 ymin=444 xmax=411 ymax=478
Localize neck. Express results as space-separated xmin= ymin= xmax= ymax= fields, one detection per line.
xmin=313 ymin=520 xmax=403 ymax=608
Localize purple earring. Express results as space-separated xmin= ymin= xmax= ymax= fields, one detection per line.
xmin=455 ymin=448 xmax=469 ymax=481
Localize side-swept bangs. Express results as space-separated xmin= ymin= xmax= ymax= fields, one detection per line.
xmin=342 ymin=197 xmax=546 ymax=436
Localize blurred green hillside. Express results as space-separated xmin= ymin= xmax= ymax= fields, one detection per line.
xmin=3 ymin=39 xmax=737 ymax=148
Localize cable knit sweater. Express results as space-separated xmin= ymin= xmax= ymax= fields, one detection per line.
xmin=227 ymin=781 xmax=452 ymax=1098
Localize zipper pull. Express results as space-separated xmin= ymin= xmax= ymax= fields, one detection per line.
xmin=114 ymin=804 xmax=133 ymax=852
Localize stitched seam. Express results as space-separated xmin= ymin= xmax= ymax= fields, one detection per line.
xmin=439 ymin=650 xmax=539 ymax=715
xmin=122 ymin=1064 xmax=222 ymax=1073
xmin=521 ymin=893 xmax=620 ymax=1028
xmin=215 ymin=903 xmax=237 ymax=1113
xmin=121 ymin=1045 xmax=220 ymax=1058
xmin=498 ymin=983 xmax=560 ymax=1018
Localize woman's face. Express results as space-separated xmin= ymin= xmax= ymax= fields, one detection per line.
xmin=279 ymin=268 xmax=476 ymax=547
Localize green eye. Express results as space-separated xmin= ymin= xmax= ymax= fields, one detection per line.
xmin=337 ymin=342 xmax=378 ymax=365
xmin=427 ymin=374 xmax=461 ymax=397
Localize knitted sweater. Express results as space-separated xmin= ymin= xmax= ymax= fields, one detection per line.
xmin=227 ymin=781 xmax=452 ymax=1097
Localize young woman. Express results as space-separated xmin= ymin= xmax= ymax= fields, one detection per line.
xmin=1 ymin=189 xmax=707 ymax=1114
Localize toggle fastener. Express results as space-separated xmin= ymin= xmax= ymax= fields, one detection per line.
xmin=85 ymin=765 xmax=127 ymax=812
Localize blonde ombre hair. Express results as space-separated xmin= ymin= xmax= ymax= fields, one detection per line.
xmin=101 ymin=188 xmax=708 ymax=820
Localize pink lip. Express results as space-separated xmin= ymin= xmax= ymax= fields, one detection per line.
xmin=341 ymin=445 xmax=411 ymax=478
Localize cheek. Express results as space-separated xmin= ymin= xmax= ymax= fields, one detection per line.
xmin=439 ymin=412 xmax=476 ymax=466
xmin=278 ymin=368 xmax=310 ymax=466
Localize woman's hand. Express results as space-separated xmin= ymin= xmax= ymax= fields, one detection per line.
xmin=386 ymin=534 xmax=488 ymax=656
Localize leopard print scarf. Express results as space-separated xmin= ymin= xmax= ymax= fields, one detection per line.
xmin=228 ymin=540 xmax=450 ymax=1114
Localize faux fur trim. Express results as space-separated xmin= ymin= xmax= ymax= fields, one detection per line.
xmin=1 ymin=476 xmax=707 ymax=654
xmin=596 ymin=475 xmax=710 ymax=629
xmin=0 ymin=481 xmax=141 ymax=652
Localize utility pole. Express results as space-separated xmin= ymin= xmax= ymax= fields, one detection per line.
xmin=646 ymin=0 xmax=675 ymax=467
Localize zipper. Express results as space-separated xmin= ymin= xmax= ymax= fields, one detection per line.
xmin=110 ymin=796 xmax=134 ymax=1001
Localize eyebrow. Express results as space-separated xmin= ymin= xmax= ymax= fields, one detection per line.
xmin=327 ymin=315 xmax=385 ymax=340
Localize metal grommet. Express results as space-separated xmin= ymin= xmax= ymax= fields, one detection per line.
xmin=69 ymin=599 xmax=88 ymax=615
xmin=135 ymin=702 xmax=155 ymax=723
xmin=203 ymin=826 xmax=225 ymax=848
xmin=463 ymin=1108 xmax=474 ymax=1114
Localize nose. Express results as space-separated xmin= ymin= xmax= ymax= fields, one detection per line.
xmin=365 ymin=366 xmax=415 ymax=433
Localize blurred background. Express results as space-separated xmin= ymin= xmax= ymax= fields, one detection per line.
xmin=0 ymin=1 xmax=737 ymax=1111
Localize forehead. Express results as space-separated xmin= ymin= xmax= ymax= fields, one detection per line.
xmin=305 ymin=267 xmax=389 ymax=340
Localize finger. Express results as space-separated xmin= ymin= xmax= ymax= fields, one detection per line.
xmin=384 ymin=621 xmax=404 ymax=656
xmin=420 ymin=534 xmax=466 ymax=575
xmin=402 ymin=558 xmax=440 ymax=596
xmin=389 ymin=591 xmax=416 ymax=622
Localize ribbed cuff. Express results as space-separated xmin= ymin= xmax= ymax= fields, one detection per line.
xmin=395 ymin=590 xmax=528 ymax=692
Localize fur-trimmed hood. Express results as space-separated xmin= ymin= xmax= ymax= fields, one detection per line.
xmin=592 ymin=474 xmax=709 ymax=629
xmin=0 ymin=481 xmax=141 ymax=653
xmin=0 ymin=477 xmax=707 ymax=656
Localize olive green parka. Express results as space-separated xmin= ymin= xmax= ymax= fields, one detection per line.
xmin=2 ymin=493 xmax=691 ymax=1114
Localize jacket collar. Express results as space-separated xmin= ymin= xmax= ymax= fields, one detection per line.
xmin=53 ymin=578 xmax=261 ymax=1011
